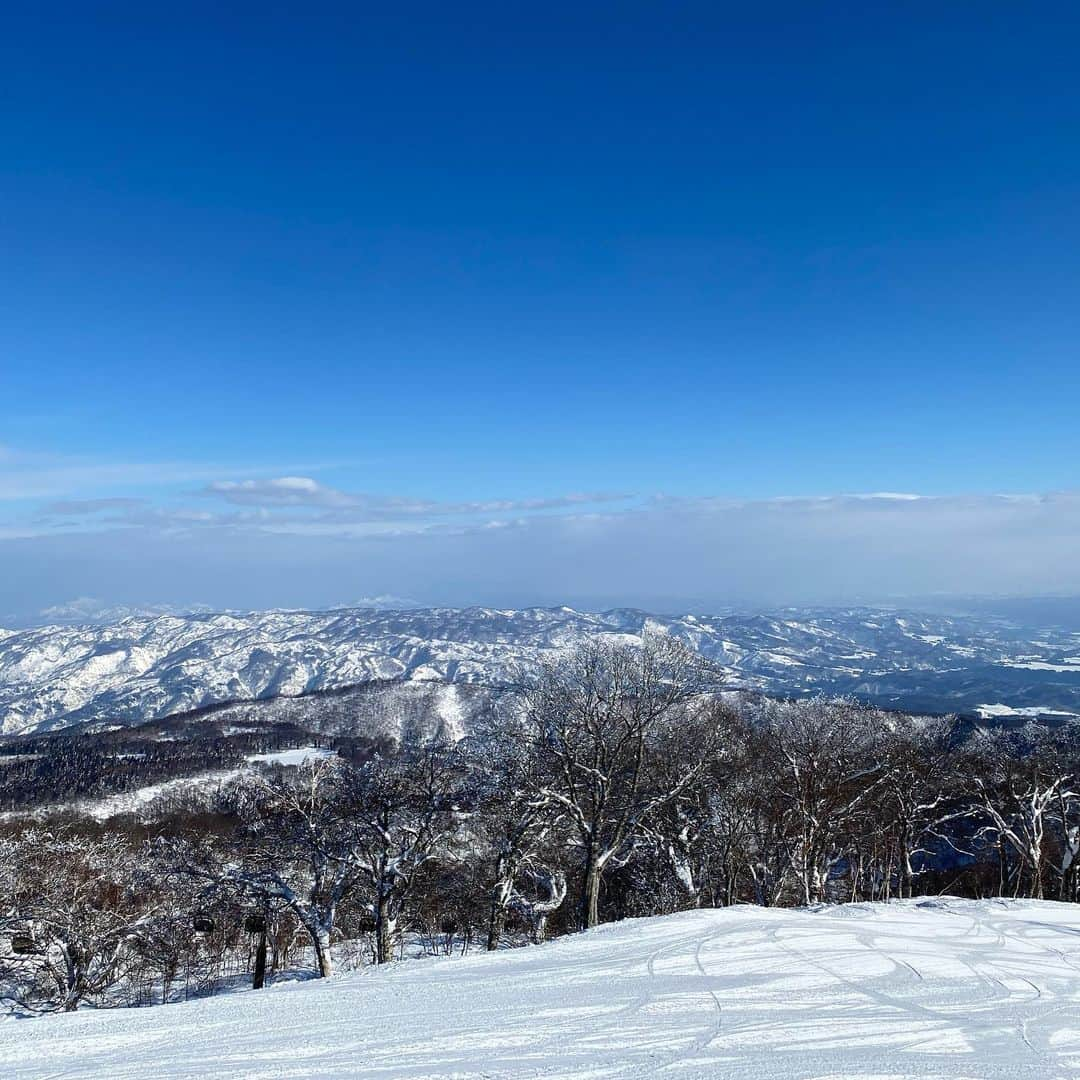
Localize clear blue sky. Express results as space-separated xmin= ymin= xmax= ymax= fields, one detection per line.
xmin=2 ymin=4 xmax=1079 ymax=616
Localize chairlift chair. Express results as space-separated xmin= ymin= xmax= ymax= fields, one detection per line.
xmin=11 ymin=934 xmax=39 ymax=955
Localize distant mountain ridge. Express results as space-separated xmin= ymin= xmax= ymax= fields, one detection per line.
xmin=2 ymin=604 xmax=1079 ymax=736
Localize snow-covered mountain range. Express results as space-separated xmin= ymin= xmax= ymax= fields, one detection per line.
xmin=2 ymin=604 xmax=1079 ymax=736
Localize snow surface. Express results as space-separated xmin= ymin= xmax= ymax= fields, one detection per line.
xmin=976 ymin=703 xmax=1080 ymax=719
xmin=0 ymin=748 xmax=339 ymax=822
xmin=4 ymin=898 xmax=1080 ymax=1078
xmin=245 ymin=746 xmax=338 ymax=767
xmin=77 ymin=771 xmax=239 ymax=821
xmin=1004 ymin=661 xmax=1080 ymax=674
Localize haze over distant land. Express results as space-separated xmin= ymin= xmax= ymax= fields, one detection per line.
xmin=3 ymin=485 xmax=1080 ymax=619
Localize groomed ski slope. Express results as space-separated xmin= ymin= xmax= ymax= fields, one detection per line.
xmin=4 ymin=898 xmax=1080 ymax=1079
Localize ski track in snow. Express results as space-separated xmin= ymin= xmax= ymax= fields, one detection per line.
xmin=3 ymin=898 xmax=1080 ymax=1078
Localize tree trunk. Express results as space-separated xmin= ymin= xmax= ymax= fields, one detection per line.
xmin=533 ymin=912 xmax=549 ymax=943
xmin=799 ymin=846 xmax=813 ymax=906
xmin=809 ymin=858 xmax=826 ymax=904
xmin=900 ymin=837 xmax=914 ymax=899
xmin=374 ymin=901 xmax=395 ymax=965
xmin=62 ymin=946 xmax=85 ymax=1011
xmin=311 ymin=927 xmax=333 ymax=978
xmin=582 ymin=861 xmax=602 ymax=930
xmin=64 ymin=969 xmax=85 ymax=1011
xmin=252 ymin=927 xmax=268 ymax=990
xmin=487 ymin=879 xmax=512 ymax=951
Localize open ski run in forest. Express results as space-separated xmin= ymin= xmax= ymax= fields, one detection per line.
xmin=3 ymin=898 xmax=1080 ymax=1079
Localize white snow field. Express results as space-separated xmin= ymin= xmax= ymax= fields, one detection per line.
xmin=4 ymin=898 xmax=1080 ymax=1079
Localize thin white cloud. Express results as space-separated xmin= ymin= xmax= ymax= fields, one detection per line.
xmin=201 ymin=476 xmax=634 ymax=520
xmin=0 ymin=447 xmax=343 ymax=502
xmin=0 ymin=450 xmax=232 ymax=501
xmin=205 ymin=476 xmax=359 ymax=508
xmin=38 ymin=496 xmax=147 ymax=516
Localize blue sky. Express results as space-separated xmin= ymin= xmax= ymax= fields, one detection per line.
xmin=2 ymin=5 xmax=1079 ymax=617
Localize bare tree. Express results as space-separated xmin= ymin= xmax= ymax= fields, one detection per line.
xmin=752 ymin=698 xmax=894 ymax=905
xmin=525 ymin=635 xmax=723 ymax=929
xmin=343 ymin=742 xmax=462 ymax=964
xmin=961 ymin=725 xmax=1079 ymax=900
xmin=0 ymin=830 xmax=156 ymax=1012
xmin=182 ymin=757 xmax=363 ymax=978
xmin=461 ymin=717 xmax=565 ymax=950
xmin=872 ymin=715 xmax=957 ymax=898
xmin=639 ymin=700 xmax=741 ymax=907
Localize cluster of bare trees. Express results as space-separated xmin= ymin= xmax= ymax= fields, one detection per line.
xmin=3 ymin=635 xmax=1080 ymax=1013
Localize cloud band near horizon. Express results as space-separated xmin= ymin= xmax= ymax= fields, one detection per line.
xmin=2 ymin=459 xmax=1079 ymax=618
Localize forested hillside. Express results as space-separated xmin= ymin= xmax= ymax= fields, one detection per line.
xmin=3 ymin=638 xmax=1079 ymax=1016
